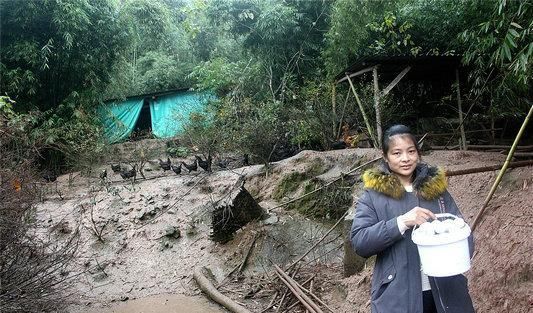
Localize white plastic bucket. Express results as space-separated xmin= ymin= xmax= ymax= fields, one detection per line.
xmin=412 ymin=213 xmax=471 ymax=277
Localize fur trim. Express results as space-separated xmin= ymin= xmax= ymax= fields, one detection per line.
xmin=362 ymin=164 xmax=447 ymax=200
xmin=362 ymin=168 xmax=404 ymax=199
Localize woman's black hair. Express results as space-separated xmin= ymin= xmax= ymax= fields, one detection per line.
xmin=381 ymin=124 xmax=420 ymax=155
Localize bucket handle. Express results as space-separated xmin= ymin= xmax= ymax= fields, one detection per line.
xmin=413 ymin=213 xmax=460 ymax=232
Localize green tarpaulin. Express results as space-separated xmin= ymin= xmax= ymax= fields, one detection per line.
xmin=99 ymin=91 xmax=213 ymax=143
xmin=98 ymin=97 xmax=144 ymax=143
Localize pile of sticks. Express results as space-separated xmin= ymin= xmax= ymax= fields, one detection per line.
xmin=266 ymin=264 xmax=335 ymax=313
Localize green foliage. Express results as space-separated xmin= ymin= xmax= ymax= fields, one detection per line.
xmin=367 ymin=12 xmax=421 ymax=56
xmin=324 ymin=0 xmax=397 ymax=77
xmin=0 ymin=0 xmax=130 ymax=111
xmin=461 ymin=0 xmax=532 ymax=116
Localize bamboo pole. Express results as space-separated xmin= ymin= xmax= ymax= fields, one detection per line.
xmin=373 ymin=67 xmax=382 ymax=148
xmin=336 ymin=90 xmax=351 ymax=139
xmin=456 ymin=69 xmax=467 ymax=150
xmin=445 ymin=160 xmax=533 ymax=177
xmin=346 ymin=74 xmax=378 ymax=147
xmin=274 ymin=271 xmax=319 ymax=313
xmin=332 ymin=83 xmax=337 ymax=136
xmin=274 ymin=265 xmax=324 ymax=313
xmin=471 ymin=103 xmax=533 ymax=231
xmin=285 ymin=210 xmax=349 ymax=272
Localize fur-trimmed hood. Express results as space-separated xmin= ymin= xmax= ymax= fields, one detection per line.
xmin=362 ymin=162 xmax=447 ymax=200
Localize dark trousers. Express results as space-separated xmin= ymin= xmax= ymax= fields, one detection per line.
xmin=423 ymin=290 xmax=437 ymax=313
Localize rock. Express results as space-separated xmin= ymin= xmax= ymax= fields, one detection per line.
xmin=164 ymin=226 xmax=181 ymax=239
xmin=167 ymin=209 xmax=176 ymax=214
xmin=162 ymin=202 xmax=169 ymax=208
xmin=262 ymin=214 xmax=279 ymax=225
xmin=120 ymin=295 xmax=129 ymax=302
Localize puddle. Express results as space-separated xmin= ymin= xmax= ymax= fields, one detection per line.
xmin=78 ymin=294 xmax=227 ymax=313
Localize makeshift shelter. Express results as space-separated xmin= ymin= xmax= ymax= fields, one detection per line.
xmin=99 ymin=89 xmax=214 ymax=143
xmin=334 ymin=55 xmax=470 ymax=149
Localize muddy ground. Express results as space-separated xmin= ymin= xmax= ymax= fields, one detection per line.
xmin=35 ymin=146 xmax=532 ymax=313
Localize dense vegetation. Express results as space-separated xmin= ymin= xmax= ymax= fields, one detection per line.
xmin=1 ymin=0 xmax=531 ymax=167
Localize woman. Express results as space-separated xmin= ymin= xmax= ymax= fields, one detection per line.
xmin=350 ymin=124 xmax=475 ymax=313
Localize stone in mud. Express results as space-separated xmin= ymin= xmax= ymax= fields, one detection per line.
xmin=162 ymin=226 xmax=181 ymax=240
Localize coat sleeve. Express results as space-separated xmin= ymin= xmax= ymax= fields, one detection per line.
xmin=350 ymin=190 xmax=404 ymax=258
xmin=442 ymin=191 xmax=475 ymax=258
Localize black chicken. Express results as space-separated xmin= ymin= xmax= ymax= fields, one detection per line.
xmin=171 ymin=164 xmax=182 ymax=175
xmin=217 ymin=158 xmax=228 ymax=169
xmin=111 ymin=163 xmax=122 ymax=173
xmin=159 ymin=157 xmax=171 ymax=171
xmin=195 ymin=155 xmax=212 ymax=172
xmin=181 ymin=160 xmax=197 ymax=173
xmin=99 ymin=169 xmax=107 ymax=180
xmin=120 ymin=165 xmax=136 ymax=181
xmin=42 ymin=171 xmax=57 ymax=183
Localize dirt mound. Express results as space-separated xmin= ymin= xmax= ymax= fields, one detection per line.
xmin=35 ymin=147 xmax=531 ymax=312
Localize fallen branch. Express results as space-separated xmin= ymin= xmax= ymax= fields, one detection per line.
xmin=285 ymin=210 xmax=348 ymax=272
xmin=216 ymin=234 xmax=258 ymax=289
xmin=281 ymin=276 xmax=316 ymax=313
xmin=239 ymin=234 xmax=258 ymax=273
xmin=467 ymin=144 xmax=533 ymax=151
xmin=193 ymin=267 xmax=253 ymax=313
xmin=472 ymin=103 xmax=533 ymax=232
xmin=505 ymin=152 xmax=533 ymax=157
xmin=274 ymin=265 xmax=323 ymax=313
xmin=445 ymin=160 xmax=533 ymax=177
xmin=270 ymin=157 xmax=380 ymax=211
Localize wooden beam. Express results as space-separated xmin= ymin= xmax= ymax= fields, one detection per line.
xmin=336 ymin=66 xmax=376 ymax=84
xmin=445 ymin=160 xmax=533 ymax=177
xmin=381 ymin=66 xmax=411 ymax=96
xmin=346 ymin=75 xmax=377 ymax=147
xmin=373 ymin=67 xmax=382 ymax=147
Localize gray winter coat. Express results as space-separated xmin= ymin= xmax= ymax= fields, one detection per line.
xmin=350 ymin=162 xmax=475 ymax=313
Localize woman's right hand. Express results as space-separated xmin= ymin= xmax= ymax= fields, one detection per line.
xmin=399 ymin=207 xmax=436 ymax=228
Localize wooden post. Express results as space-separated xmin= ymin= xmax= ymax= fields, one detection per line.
xmin=456 ymin=69 xmax=466 ymax=150
xmin=346 ymin=75 xmax=378 ymax=147
xmin=332 ymin=83 xmax=337 ymax=136
xmin=373 ymin=67 xmax=382 ymax=148
xmin=336 ymin=90 xmax=351 ymax=139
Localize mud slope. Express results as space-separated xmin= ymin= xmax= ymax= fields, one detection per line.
xmin=35 ymin=148 xmax=532 ymax=312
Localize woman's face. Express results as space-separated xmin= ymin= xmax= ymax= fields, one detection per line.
xmin=384 ymin=135 xmax=419 ymax=184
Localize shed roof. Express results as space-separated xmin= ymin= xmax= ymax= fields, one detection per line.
xmin=336 ymin=55 xmax=463 ymax=83
xmin=104 ymin=87 xmax=192 ymax=103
